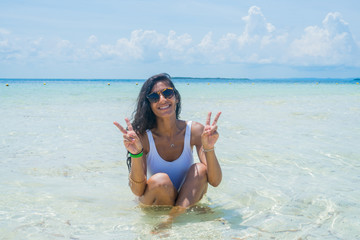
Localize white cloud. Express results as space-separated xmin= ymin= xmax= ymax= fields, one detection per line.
xmin=0 ymin=6 xmax=287 ymax=65
xmin=52 ymin=39 xmax=75 ymax=60
xmin=165 ymin=31 xmax=192 ymax=52
xmin=0 ymin=28 xmax=21 ymax=60
xmin=238 ymin=5 xmax=286 ymax=63
xmin=323 ymin=12 xmax=350 ymax=37
xmin=290 ymin=12 xmax=359 ymax=66
xmin=87 ymin=35 xmax=98 ymax=44
xmin=0 ymin=28 xmax=10 ymax=35
xmin=159 ymin=30 xmax=193 ymax=62
xmin=98 ymin=30 xmax=167 ymax=61
xmin=195 ymin=32 xmax=218 ymax=63
xmin=100 ymin=37 xmax=142 ymax=60
xmin=193 ymin=6 xmax=287 ymax=64
xmin=56 ymin=39 xmax=72 ymax=49
xmin=26 ymin=38 xmax=45 ymax=58
xmin=0 ymin=28 xmax=48 ymax=61
xmin=0 ymin=7 xmax=359 ymax=69
xmin=242 ymin=6 xmax=275 ymax=39
xmin=128 ymin=30 xmax=166 ymax=61
xmin=194 ymin=32 xmax=243 ymax=63
xmin=0 ymin=38 xmax=9 ymax=48
xmin=95 ymin=30 xmax=194 ymax=63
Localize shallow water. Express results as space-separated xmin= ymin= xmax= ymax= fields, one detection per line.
xmin=0 ymin=79 xmax=359 ymax=239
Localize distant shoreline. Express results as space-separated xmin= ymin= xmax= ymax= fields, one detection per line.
xmin=172 ymin=77 xmax=250 ymax=80
xmin=1 ymin=77 xmax=359 ymax=81
xmin=0 ymin=77 xmax=251 ymax=81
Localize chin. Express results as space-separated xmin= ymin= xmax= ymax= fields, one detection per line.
xmin=154 ymin=107 xmax=176 ymax=118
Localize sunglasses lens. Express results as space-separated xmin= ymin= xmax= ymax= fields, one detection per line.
xmin=147 ymin=93 xmax=160 ymax=103
xmin=147 ymin=88 xmax=175 ymax=103
xmin=162 ymin=88 xmax=175 ymax=99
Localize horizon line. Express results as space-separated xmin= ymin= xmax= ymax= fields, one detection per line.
xmin=1 ymin=77 xmax=359 ymax=80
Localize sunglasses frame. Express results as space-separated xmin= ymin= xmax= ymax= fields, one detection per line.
xmin=147 ymin=87 xmax=175 ymax=103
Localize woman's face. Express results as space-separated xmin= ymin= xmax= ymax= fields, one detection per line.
xmin=149 ymin=81 xmax=177 ymax=118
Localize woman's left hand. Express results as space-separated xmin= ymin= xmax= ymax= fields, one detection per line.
xmin=201 ymin=112 xmax=221 ymax=149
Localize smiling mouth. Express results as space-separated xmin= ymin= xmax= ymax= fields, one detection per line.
xmin=159 ymin=104 xmax=171 ymax=110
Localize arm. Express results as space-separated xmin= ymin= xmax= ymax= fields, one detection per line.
xmin=196 ymin=144 xmax=222 ymax=187
xmin=128 ymin=152 xmax=147 ymax=196
xmin=193 ymin=112 xmax=222 ymax=187
xmin=114 ymin=118 xmax=147 ymax=196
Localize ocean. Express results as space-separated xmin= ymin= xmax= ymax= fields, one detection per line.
xmin=0 ymin=78 xmax=359 ymax=239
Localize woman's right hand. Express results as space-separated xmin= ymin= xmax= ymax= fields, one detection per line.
xmin=113 ymin=118 xmax=143 ymax=154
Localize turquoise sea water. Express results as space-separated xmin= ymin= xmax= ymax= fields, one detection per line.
xmin=0 ymin=78 xmax=359 ymax=239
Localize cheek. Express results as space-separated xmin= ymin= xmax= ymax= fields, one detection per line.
xmin=149 ymin=103 xmax=157 ymax=112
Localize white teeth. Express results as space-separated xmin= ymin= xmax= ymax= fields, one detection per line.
xmin=159 ymin=105 xmax=170 ymax=110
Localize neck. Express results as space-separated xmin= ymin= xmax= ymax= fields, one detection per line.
xmin=155 ymin=116 xmax=179 ymax=137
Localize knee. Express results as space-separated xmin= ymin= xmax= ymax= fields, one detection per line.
xmin=147 ymin=173 xmax=177 ymax=195
xmin=189 ymin=163 xmax=208 ymax=182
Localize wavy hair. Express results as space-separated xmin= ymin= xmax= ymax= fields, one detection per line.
xmin=126 ymin=73 xmax=181 ymax=171
xmin=131 ymin=73 xmax=182 ymax=135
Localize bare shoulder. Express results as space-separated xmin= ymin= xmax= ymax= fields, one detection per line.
xmin=191 ymin=121 xmax=204 ymax=134
xmin=190 ymin=121 xmax=204 ymax=146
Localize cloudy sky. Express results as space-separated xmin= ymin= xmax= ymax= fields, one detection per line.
xmin=1 ymin=0 xmax=360 ymax=79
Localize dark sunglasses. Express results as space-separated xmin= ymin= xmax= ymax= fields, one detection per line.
xmin=147 ymin=87 xmax=175 ymax=103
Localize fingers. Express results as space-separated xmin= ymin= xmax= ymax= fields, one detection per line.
xmin=113 ymin=121 xmax=128 ymax=134
xmin=114 ymin=118 xmax=135 ymax=133
xmin=212 ymin=112 xmax=221 ymax=126
xmin=204 ymin=125 xmax=218 ymax=135
xmin=125 ymin=118 xmax=134 ymax=131
xmin=205 ymin=111 xmax=221 ymax=126
xmin=123 ymin=134 xmax=137 ymax=143
xmin=206 ymin=112 xmax=211 ymax=126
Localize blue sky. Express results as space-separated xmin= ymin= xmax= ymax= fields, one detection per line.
xmin=1 ymin=0 xmax=360 ymax=79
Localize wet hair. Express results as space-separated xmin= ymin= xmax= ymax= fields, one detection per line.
xmin=126 ymin=73 xmax=181 ymax=171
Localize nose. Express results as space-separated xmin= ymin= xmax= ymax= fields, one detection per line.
xmin=158 ymin=93 xmax=166 ymax=102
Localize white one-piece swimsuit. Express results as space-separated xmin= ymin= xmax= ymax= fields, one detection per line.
xmin=146 ymin=121 xmax=194 ymax=191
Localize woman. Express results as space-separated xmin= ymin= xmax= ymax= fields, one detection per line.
xmin=114 ymin=73 xmax=222 ymax=208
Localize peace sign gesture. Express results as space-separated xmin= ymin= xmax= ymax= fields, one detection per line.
xmin=113 ymin=118 xmax=143 ymax=154
xmin=201 ymin=112 xmax=221 ymax=149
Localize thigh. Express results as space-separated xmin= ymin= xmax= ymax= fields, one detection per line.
xmin=139 ymin=173 xmax=178 ymax=206
xmin=176 ymin=163 xmax=208 ymax=207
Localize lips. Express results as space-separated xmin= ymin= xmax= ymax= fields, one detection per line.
xmin=159 ymin=104 xmax=171 ymax=110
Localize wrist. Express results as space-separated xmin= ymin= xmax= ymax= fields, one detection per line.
xmin=202 ymin=146 xmax=215 ymax=152
xmin=129 ymin=148 xmax=143 ymax=158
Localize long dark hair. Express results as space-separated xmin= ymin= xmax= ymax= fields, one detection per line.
xmin=126 ymin=73 xmax=182 ymax=171
xmin=131 ymin=73 xmax=181 ymax=135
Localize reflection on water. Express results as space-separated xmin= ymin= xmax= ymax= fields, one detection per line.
xmin=136 ymin=200 xmax=244 ymax=239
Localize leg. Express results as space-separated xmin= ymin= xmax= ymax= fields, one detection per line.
xmin=151 ymin=164 xmax=208 ymax=233
xmin=175 ymin=163 xmax=208 ymax=207
xmin=139 ymin=173 xmax=177 ymax=206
